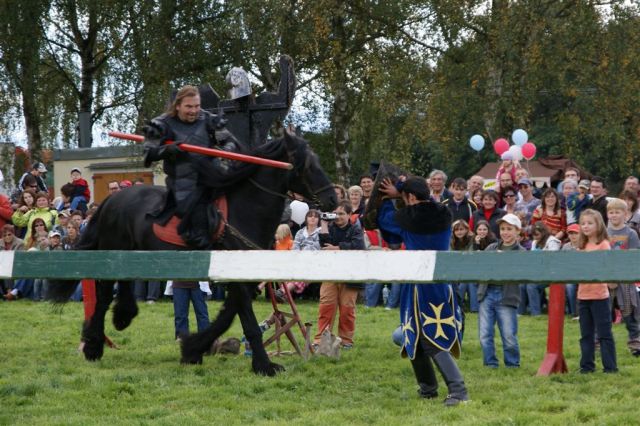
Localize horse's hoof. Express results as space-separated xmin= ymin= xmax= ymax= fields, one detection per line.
xmin=253 ymin=361 xmax=285 ymax=376
xmin=180 ymin=355 xmax=203 ymax=365
xmin=112 ymin=306 xmax=138 ymax=331
xmin=83 ymin=340 xmax=104 ymax=361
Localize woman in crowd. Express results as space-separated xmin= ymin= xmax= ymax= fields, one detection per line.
xmin=530 ymin=188 xmax=566 ymax=241
xmin=470 ymin=188 xmax=484 ymax=208
xmin=11 ymin=191 xmax=58 ymax=243
xmin=347 ymin=185 xmax=365 ymax=225
xmin=62 ymin=222 xmax=81 ymax=250
xmin=450 ymin=219 xmax=478 ymax=313
xmin=471 ymin=190 xmax=505 ymax=237
xmin=502 ymin=188 xmax=518 ymax=215
xmin=25 ymin=218 xmax=48 ymax=250
xmin=333 ymin=184 xmax=347 ymax=203
xmin=619 ymin=190 xmax=640 ymax=236
xmin=11 ymin=189 xmax=36 ymax=238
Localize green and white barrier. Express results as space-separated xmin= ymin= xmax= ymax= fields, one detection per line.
xmin=0 ymin=250 xmax=638 ymax=283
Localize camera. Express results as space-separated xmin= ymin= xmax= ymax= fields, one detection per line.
xmin=320 ymin=212 xmax=337 ymax=221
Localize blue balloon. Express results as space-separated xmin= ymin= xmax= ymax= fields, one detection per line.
xmin=469 ymin=134 xmax=485 ymax=152
xmin=512 ymin=129 xmax=528 ymax=146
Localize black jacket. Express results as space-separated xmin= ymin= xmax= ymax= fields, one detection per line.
xmin=320 ymin=220 xmax=365 ymax=288
xmin=443 ymin=197 xmax=477 ymax=224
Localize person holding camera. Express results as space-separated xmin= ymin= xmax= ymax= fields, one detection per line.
xmin=313 ymin=201 xmax=365 ymax=349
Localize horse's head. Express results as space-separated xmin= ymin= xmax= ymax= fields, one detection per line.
xmin=284 ymin=130 xmax=337 ymax=212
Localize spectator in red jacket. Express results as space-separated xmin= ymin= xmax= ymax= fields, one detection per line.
xmin=0 ymin=193 xmax=12 ymax=229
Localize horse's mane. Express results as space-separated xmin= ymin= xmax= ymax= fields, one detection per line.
xmin=192 ymin=137 xmax=289 ymax=191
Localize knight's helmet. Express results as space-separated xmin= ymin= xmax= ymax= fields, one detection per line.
xmin=225 ymin=67 xmax=252 ymax=100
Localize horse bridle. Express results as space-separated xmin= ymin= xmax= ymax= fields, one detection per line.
xmin=229 ymin=141 xmax=331 ymax=250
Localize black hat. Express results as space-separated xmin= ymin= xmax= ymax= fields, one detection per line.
xmin=400 ymin=176 xmax=430 ymax=200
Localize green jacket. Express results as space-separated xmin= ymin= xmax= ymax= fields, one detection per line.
xmin=11 ymin=207 xmax=59 ymax=242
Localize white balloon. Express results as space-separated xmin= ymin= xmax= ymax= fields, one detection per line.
xmin=290 ymin=200 xmax=309 ymax=225
xmin=501 ymin=151 xmax=514 ymax=161
xmin=512 ymin=129 xmax=528 ymax=147
xmin=508 ymin=145 xmax=523 ymax=161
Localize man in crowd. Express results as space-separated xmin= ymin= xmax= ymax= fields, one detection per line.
xmin=107 ymin=181 xmax=121 ymax=195
xmin=428 ymin=170 xmax=451 ymax=202
xmin=17 ymin=162 xmax=48 ymax=193
xmin=142 ymin=85 xmax=239 ymax=248
xmin=467 ymin=175 xmax=484 ymax=196
xmin=623 ymin=176 xmax=639 ymax=197
xmin=377 ymin=176 xmax=468 ymax=406
xmin=588 ymin=176 xmax=608 ymax=225
xmin=515 ymin=178 xmax=541 ymax=226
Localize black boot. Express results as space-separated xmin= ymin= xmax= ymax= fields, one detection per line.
xmin=433 ymin=351 xmax=469 ymax=406
xmin=410 ymin=354 xmax=438 ymax=399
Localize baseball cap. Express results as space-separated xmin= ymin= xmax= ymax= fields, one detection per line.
xmin=578 ymin=179 xmax=590 ymax=190
xmin=58 ymin=210 xmax=70 ymax=218
xmin=517 ymin=178 xmax=532 ymax=186
xmin=567 ymin=223 xmax=580 ymax=233
xmin=496 ymin=213 xmax=522 ymax=230
xmin=119 ymin=180 xmax=132 ymax=188
xmin=48 ymin=230 xmax=61 ymax=238
xmin=71 ymin=167 xmax=82 ymax=174
xmin=33 ymin=162 xmax=47 ymax=173
xmin=399 ymin=176 xmax=430 ymax=200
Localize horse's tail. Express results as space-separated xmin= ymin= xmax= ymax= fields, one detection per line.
xmin=46 ymin=280 xmax=80 ymax=305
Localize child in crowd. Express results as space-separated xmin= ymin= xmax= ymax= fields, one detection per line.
xmin=561 ymin=223 xmax=581 ymax=319
xmin=472 ymin=220 xmax=496 ymax=251
xmin=567 ymin=180 xmax=591 ymax=223
xmin=443 ymin=178 xmax=477 ymax=225
xmin=519 ymin=222 xmax=561 ymax=316
xmin=69 ymin=168 xmax=90 ymax=211
xmin=450 ymin=219 xmax=478 ymax=313
xmin=577 ymin=209 xmax=617 ymax=373
xmin=274 ymin=223 xmax=293 ymax=250
xmin=477 ymin=214 xmax=523 ymax=368
xmin=606 ymin=199 xmax=640 ymax=356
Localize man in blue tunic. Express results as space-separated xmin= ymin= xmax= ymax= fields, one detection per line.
xmin=377 ymin=176 xmax=469 ymax=406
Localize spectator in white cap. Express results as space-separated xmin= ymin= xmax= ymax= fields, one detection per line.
xmin=17 ymin=162 xmax=48 ymax=193
xmin=48 ymin=230 xmax=63 ymax=251
xmin=476 ymin=213 xmax=524 ymax=368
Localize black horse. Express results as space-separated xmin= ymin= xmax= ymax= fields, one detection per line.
xmin=48 ymin=131 xmax=336 ymax=376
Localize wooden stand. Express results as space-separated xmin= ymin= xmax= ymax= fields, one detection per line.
xmin=262 ymin=282 xmax=312 ymax=358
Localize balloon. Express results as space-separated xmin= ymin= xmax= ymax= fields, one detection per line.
xmin=512 ymin=129 xmax=528 ymax=146
xmin=508 ymin=145 xmax=523 ymax=161
xmin=469 ymin=134 xmax=485 ymax=152
xmin=493 ymin=138 xmax=510 ymax=156
xmin=522 ymin=142 xmax=537 ymax=160
xmin=290 ymin=200 xmax=309 ymax=225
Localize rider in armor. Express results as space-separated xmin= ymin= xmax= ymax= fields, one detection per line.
xmin=143 ymin=85 xmax=239 ymax=249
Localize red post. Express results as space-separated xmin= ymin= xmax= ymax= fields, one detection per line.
xmin=537 ymin=284 xmax=568 ymax=375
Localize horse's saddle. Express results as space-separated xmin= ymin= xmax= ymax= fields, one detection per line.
xmin=152 ymin=197 xmax=228 ymax=248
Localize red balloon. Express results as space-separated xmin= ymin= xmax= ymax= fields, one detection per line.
xmin=493 ymin=138 xmax=510 ymax=156
xmin=522 ymin=142 xmax=537 ymax=160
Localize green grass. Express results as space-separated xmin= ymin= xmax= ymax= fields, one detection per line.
xmin=1 ymin=298 xmax=638 ymax=425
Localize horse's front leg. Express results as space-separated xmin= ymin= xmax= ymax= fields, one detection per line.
xmin=236 ymin=284 xmax=285 ymax=376
xmin=82 ymin=280 xmax=114 ymax=361
xmin=112 ymin=280 xmax=139 ymax=331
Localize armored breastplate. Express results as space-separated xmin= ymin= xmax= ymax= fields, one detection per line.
xmin=164 ymin=112 xmax=212 ymax=147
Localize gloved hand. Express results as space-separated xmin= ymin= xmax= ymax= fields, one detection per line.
xmin=160 ymin=143 xmax=182 ymax=159
xmin=142 ymin=119 xmax=165 ymax=140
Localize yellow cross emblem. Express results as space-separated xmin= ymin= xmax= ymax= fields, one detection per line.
xmin=402 ymin=316 xmax=415 ymax=346
xmin=421 ymin=302 xmax=456 ymax=340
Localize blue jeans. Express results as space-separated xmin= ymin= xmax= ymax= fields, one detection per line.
xmin=458 ymin=283 xmax=479 ymax=312
xmin=479 ymin=287 xmax=520 ymax=367
xmin=13 ymin=279 xmax=34 ymax=299
xmin=364 ymin=283 xmax=383 ymax=307
xmin=134 ymin=280 xmax=161 ymax=301
xmin=578 ymin=298 xmax=617 ymax=372
xmin=386 ymin=284 xmax=401 ymax=308
xmin=70 ymin=195 xmax=87 ymax=211
xmin=173 ymin=287 xmax=210 ymax=338
xmin=518 ymin=284 xmax=543 ymax=316
xmin=565 ymin=284 xmax=577 ymax=316
xmin=33 ymin=279 xmax=47 ymax=301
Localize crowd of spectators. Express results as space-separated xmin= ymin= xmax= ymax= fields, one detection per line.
xmin=3 ymin=159 xmax=640 ymax=366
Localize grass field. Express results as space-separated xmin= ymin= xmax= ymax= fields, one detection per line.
xmin=1 ymin=298 xmax=638 ymax=425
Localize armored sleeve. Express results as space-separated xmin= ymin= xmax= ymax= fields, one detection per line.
xmin=142 ymin=118 xmax=174 ymax=167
